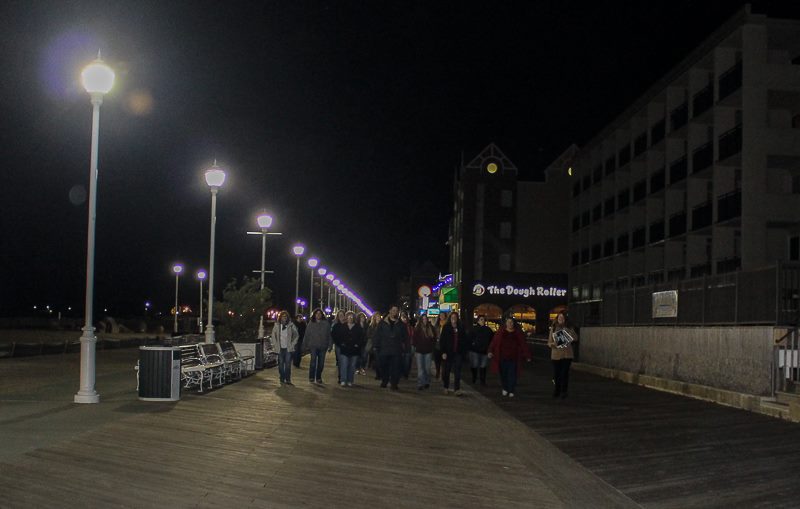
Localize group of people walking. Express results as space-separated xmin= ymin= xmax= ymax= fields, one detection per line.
xmin=270 ymin=306 xmax=578 ymax=399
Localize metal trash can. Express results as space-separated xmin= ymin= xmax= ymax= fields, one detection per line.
xmin=138 ymin=346 xmax=181 ymax=401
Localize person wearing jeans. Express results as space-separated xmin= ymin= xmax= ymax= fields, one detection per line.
xmin=412 ymin=313 xmax=436 ymax=390
xmin=271 ymin=310 xmax=299 ymax=386
xmin=302 ymin=309 xmax=332 ymax=384
xmin=338 ymin=311 xmax=365 ymax=386
xmin=373 ymin=305 xmax=408 ymax=391
xmin=488 ymin=317 xmax=531 ymax=398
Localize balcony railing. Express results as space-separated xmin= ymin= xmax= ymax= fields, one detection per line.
xmin=669 ymin=156 xmax=687 ymax=184
xmin=718 ymin=60 xmax=742 ymax=101
xmin=669 ymin=212 xmax=687 ymax=237
xmin=718 ymin=124 xmax=742 ymax=161
xmin=670 ymin=102 xmax=688 ymax=131
xmin=692 ymin=201 xmax=712 ymax=230
xmin=717 ymin=189 xmax=742 ymax=222
xmin=693 ymin=83 xmax=714 ymax=117
xmin=692 ymin=141 xmax=713 ymax=174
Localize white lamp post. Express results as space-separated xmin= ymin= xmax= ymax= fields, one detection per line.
xmin=325 ymin=273 xmax=334 ymax=310
xmin=333 ymin=279 xmax=341 ymax=311
xmin=256 ymin=213 xmax=273 ymax=339
xmin=172 ymin=264 xmax=183 ymax=334
xmin=197 ymin=270 xmax=206 ymax=333
xmin=204 ymin=162 xmax=226 ymax=343
xmin=317 ymin=267 xmax=327 ymax=310
xmin=292 ymin=245 xmax=305 ymax=315
xmin=74 ymin=53 xmax=115 ymax=404
xmin=308 ymin=257 xmax=318 ymax=311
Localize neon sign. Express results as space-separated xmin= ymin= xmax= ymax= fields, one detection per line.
xmin=472 ymin=283 xmax=566 ymax=298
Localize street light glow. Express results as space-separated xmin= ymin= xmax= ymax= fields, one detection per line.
xmin=326 ymin=274 xmax=334 ymax=281
xmin=333 ymin=279 xmax=340 ymax=286
xmin=197 ymin=270 xmax=207 ymax=280
xmin=293 ymin=245 xmax=305 ymax=256
xmin=308 ymin=258 xmax=319 ymax=268
xmin=205 ymin=163 xmax=226 ymax=188
xmin=172 ymin=264 xmax=183 ymax=274
xmin=318 ymin=267 xmax=327 ymax=276
xmin=257 ymin=213 xmax=273 ymax=229
xmin=81 ymin=56 xmax=115 ymax=94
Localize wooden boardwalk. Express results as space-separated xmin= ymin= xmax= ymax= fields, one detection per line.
xmin=0 ymin=349 xmax=635 ymax=508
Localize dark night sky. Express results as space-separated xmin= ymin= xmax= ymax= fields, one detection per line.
xmin=1 ymin=0 xmax=796 ymax=317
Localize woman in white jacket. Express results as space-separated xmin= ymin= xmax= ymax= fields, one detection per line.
xmin=272 ymin=310 xmax=299 ymax=386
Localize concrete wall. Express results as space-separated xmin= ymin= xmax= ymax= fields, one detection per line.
xmin=580 ymin=326 xmax=777 ymax=395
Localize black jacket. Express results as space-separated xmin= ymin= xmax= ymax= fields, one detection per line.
xmin=331 ymin=322 xmax=348 ymax=347
xmin=470 ymin=325 xmax=493 ymax=354
xmin=440 ymin=323 xmax=470 ymax=356
xmin=373 ymin=318 xmax=408 ymax=356
xmin=339 ymin=323 xmax=365 ymax=357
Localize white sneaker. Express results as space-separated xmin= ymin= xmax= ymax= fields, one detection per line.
xmin=501 ymin=390 xmax=508 ymax=396
xmin=340 ymin=382 xmax=346 ymax=386
xmin=509 ymin=393 xmax=515 ymax=398
xmin=346 ymin=382 xmax=353 ymax=387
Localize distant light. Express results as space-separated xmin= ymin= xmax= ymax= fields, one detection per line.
xmin=325 ymin=274 xmax=334 ymax=281
xmin=197 ymin=270 xmax=207 ymax=280
xmin=486 ymin=162 xmax=498 ymax=174
xmin=293 ymin=245 xmax=305 ymax=256
xmin=68 ymin=306 xmax=72 ymax=311
xmin=145 ymin=302 xmax=151 ymax=308
xmin=318 ymin=267 xmax=327 ymax=276
xmin=324 ymin=307 xmax=332 ymax=314
xmin=333 ymin=279 xmax=340 ymax=286
xmin=81 ymin=56 xmax=115 ymax=95
xmin=205 ymin=163 xmax=226 ymax=188
xmin=308 ymin=258 xmax=319 ymax=268
xmin=257 ymin=214 xmax=273 ymax=229
xmin=567 ymin=166 xmax=573 ymax=176
xmin=172 ymin=264 xmax=183 ymax=274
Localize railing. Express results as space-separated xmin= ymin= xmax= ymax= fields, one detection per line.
xmin=717 ymin=189 xmax=742 ymax=222
xmin=718 ymin=60 xmax=743 ymax=101
xmin=669 ymin=212 xmax=687 ymax=237
xmin=669 ymin=156 xmax=687 ymax=184
xmin=570 ymin=262 xmax=800 ymax=327
xmin=670 ymin=102 xmax=688 ymax=131
xmin=692 ymin=201 xmax=712 ymax=230
xmin=718 ymin=124 xmax=742 ymax=161
xmin=692 ymin=141 xmax=713 ymax=173
xmin=693 ymin=83 xmax=714 ymax=117
xmin=773 ymin=328 xmax=799 ymax=395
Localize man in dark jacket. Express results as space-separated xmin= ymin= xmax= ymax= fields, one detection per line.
xmin=373 ymin=305 xmax=408 ymax=390
xmin=292 ymin=314 xmax=307 ymax=368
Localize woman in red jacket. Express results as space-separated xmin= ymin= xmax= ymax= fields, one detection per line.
xmin=488 ymin=317 xmax=531 ymax=398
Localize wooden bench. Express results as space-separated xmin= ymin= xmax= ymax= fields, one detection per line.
xmin=222 ymin=341 xmax=255 ymax=375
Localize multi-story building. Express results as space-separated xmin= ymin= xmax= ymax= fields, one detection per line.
xmin=448 ymin=143 xmax=573 ymax=334
xmin=565 ymin=6 xmax=800 ymax=403
xmin=569 ymin=6 xmax=800 ymax=323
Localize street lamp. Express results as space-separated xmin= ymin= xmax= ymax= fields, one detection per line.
xmin=172 ymin=264 xmax=183 ymax=334
xmin=308 ymin=257 xmax=318 ymax=311
xmin=204 ymin=161 xmax=226 ymax=343
xmin=196 ymin=270 xmax=206 ymax=333
xmin=333 ymin=279 xmax=341 ymax=311
xmin=317 ymin=267 xmax=327 ymax=309
xmin=256 ymin=213 xmax=273 ymax=339
xmin=325 ymin=273 xmax=334 ymax=310
xmin=75 ymin=53 xmax=115 ymax=404
xmin=292 ymin=245 xmax=305 ymax=314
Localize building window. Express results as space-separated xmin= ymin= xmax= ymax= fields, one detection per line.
xmin=501 ymin=190 xmax=513 ymax=207
xmin=790 ymin=236 xmax=800 ymax=261
xmin=499 ymin=222 xmax=512 ymax=239
xmin=499 ymin=253 xmax=511 ymax=271
xmin=792 ymin=175 xmax=800 ymax=194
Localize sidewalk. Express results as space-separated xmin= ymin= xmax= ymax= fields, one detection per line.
xmin=0 ymin=349 xmax=637 ymax=508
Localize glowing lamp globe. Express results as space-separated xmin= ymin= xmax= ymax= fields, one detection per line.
xmin=333 ymin=279 xmax=340 ymax=286
xmin=205 ymin=164 xmax=226 ymax=188
xmin=257 ymin=214 xmax=273 ymax=229
xmin=172 ymin=264 xmax=183 ymax=274
xmin=318 ymin=268 xmax=327 ymax=276
xmin=197 ymin=270 xmax=207 ymax=280
xmin=308 ymin=258 xmax=319 ymax=268
xmin=81 ymin=57 xmax=115 ymax=95
xmin=293 ymin=245 xmax=305 ymax=256
xmin=326 ymin=274 xmax=334 ymax=281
